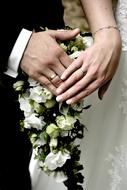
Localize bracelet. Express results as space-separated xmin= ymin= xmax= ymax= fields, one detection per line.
xmin=93 ymin=26 xmax=120 ymax=37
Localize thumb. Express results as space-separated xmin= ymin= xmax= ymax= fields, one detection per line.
xmin=98 ymin=80 xmax=111 ymax=100
xmin=53 ymin=28 xmax=80 ymax=41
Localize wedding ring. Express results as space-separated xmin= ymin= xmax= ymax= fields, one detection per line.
xmin=80 ymin=68 xmax=86 ymax=76
xmin=50 ymin=73 xmax=57 ymax=80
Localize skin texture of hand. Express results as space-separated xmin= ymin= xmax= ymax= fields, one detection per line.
xmin=56 ymin=29 xmax=122 ymax=104
xmin=20 ymin=28 xmax=80 ymax=95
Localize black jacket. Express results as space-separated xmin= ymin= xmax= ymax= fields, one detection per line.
xmin=0 ymin=2 xmax=64 ymax=189
xmin=0 ymin=0 xmax=64 ymax=73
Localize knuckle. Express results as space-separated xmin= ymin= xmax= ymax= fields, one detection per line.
xmin=44 ymin=80 xmax=51 ymax=86
xmin=62 ymin=83 xmax=68 ymax=90
xmin=98 ymin=75 xmax=106 ymax=84
xmin=65 ymin=92 xmax=70 ymax=99
xmin=72 ymin=73 xmax=79 ymax=81
xmin=54 ymin=79 xmax=63 ymax=87
xmin=55 ymin=47 xmax=64 ymax=57
xmin=28 ymin=70 xmax=37 ymax=79
xmin=85 ymin=88 xmax=90 ymax=96
xmin=89 ymin=64 xmax=100 ymax=76
xmin=76 ymin=83 xmax=83 ymax=91
xmin=91 ymin=67 xmax=98 ymax=76
xmin=46 ymin=57 xmax=54 ymax=65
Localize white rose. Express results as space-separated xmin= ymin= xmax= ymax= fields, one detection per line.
xmin=56 ymin=115 xmax=76 ymax=130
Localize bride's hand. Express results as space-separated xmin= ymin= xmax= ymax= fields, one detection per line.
xmin=56 ymin=30 xmax=122 ymax=104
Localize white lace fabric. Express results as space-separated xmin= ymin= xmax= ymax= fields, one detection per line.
xmin=115 ymin=0 xmax=127 ymax=51
xmin=106 ymin=145 xmax=127 ymax=190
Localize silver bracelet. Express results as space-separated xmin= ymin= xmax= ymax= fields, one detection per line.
xmin=93 ymin=25 xmax=120 ymax=37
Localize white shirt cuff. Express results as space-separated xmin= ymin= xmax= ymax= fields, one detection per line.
xmin=4 ymin=29 xmax=32 ymax=78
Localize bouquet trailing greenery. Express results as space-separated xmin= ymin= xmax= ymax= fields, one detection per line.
xmin=13 ymin=28 xmax=93 ymax=190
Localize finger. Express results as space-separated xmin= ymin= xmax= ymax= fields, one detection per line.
xmin=56 ymin=68 xmax=86 ymax=94
xmin=38 ymin=75 xmax=57 ymax=95
xmin=40 ymin=68 xmax=57 ymax=80
xmin=40 ymin=68 xmax=63 ymax=88
xmin=59 ymin=50 xmax=72 ymax=68
xmin=50 ymin=58 xmax=66 ymax=77
xmin=66 ymin=80 xmax=102 ymax=104
xmin=98 ymin=80 xmax=111 ymax=100
xmin=56 ymin=73 xmax=94 ymax=102
xmin=50 ymin=75 xmax=63 ymax=88
xmin=60 ymin=56 xmax=83 ymax=80
xmin=54 ymin=28 xmax=80 ymax=41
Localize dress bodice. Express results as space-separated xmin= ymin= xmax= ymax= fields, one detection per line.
xmin=115 ymin=0 xmax=127 ymax=51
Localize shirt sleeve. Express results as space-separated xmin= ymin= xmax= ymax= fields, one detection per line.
xmin=4 ymin=29 xmax=32 ymax=78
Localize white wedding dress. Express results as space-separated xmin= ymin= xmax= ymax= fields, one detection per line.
xmin=29 ymin=0 xmax=127 ymax=189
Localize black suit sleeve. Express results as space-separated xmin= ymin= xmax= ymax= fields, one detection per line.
xmin=0 ymin=0 xmax=64 ymax=74
xmin=0 ymin=25 xmax=22 ymax=73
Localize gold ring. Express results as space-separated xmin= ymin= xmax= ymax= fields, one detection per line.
xmin=50 ymin=73 xmax=57 ymax=80
xmin=80 ymin=68 xmax=86 ymax=76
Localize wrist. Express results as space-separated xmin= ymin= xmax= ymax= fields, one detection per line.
xmin=94 ymin=28 xmax=122 ymax=47
xmin=92 ymin=25 xmax=119 ymax=37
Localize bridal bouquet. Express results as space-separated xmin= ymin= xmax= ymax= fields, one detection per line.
xmin=13 ymin=28 xmax=93 ymax=190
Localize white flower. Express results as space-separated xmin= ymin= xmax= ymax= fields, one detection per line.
xmin=69 ymin=51 xmax=82 ymax=59
xmin=56 ymin=115 xmax=76 ymax=130
xmin=71 ymin=100 xmax=85 ymax=112
xmin=19 ymin=96 xmax=33 ymax=117
xmin=24 ymin=113 xmax=45 ymax=130
xmin=43 ymin=88 xmax=53 ymax=100
xmin=28 ymin=77 xmax=39 ymax=87
xmin=45 ymin=150 xmax=70 ymax=170
xmin=32 ymin=133 xmax=46 ymax=147
xmin=29 ymin=85 xmax=46 ymax=103
xmin=83 ymin=36 xmax=93 ymax=48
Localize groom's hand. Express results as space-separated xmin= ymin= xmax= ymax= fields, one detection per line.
xmin=20 ymin=28 xmax=80 ymax=95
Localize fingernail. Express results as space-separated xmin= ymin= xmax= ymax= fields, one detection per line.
xmin=61 ymin=75 xmax=65 ymax=80
xmin=56 ymin=96 xmax=62 ymax=102
xmin=66 ymin=99 xmax=72 ymax=105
